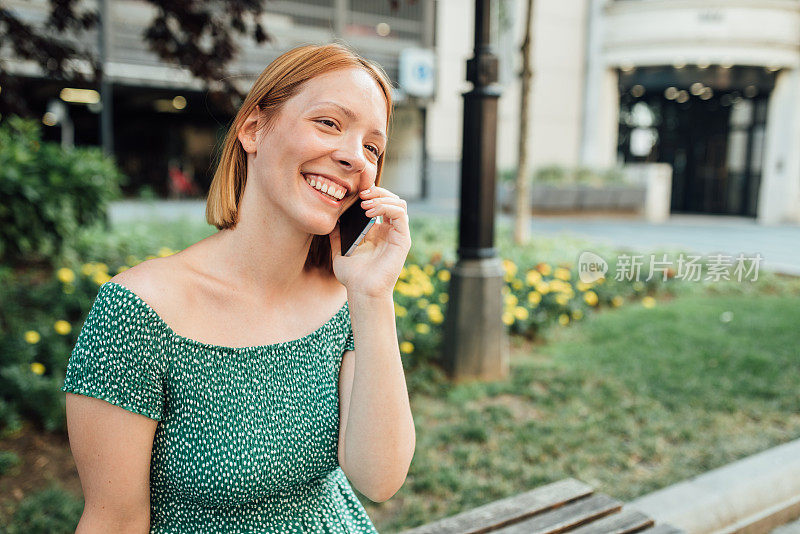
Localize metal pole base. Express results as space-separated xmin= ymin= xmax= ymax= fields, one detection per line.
xmin=441 ymin=256 xmax=509 ymax=383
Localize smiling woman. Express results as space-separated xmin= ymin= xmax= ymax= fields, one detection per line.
xmin=62 ymin=42 xmax=415 ymax=534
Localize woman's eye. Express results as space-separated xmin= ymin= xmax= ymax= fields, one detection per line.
xmin=318 ymin=119 xmax=337 ymax=128
xmin=366 ymin=145 xmax=380 ymax=156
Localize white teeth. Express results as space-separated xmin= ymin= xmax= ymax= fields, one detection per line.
xmin=304 ymin=174 xmax=344 ymax=201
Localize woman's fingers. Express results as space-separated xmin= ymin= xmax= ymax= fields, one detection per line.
xmin=360 ymin=185 xmax=400 ymax=200
xmin=361 ymin=196 xmax=407 ymax=213
xmin=364 ymin=203 xmax=409 ymax=231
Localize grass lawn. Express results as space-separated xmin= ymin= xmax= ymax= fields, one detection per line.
xmin=364 ymin=281 xmax=800 ymax=533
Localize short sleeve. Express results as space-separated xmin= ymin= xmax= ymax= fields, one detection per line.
xmin=343 ymin=303 xmax=355 ymax=352
xmin=344 ymin=325 xmax=355 ymax=352
xmin=61 ymin=283 xmax=168 ymax=421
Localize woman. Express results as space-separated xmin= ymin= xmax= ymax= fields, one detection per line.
xmin=62 ymin=43 xmax=415 ymax=532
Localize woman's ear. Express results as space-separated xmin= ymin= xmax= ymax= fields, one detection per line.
xmin=237 ymin=108 xmax=261 ymax=154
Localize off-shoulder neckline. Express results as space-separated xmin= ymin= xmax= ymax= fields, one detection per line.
xmin=103 ymin=281 xmax=349 ymax=354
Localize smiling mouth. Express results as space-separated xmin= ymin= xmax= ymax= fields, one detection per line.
xmin=302 ymin=173 xmax=347 ymax=203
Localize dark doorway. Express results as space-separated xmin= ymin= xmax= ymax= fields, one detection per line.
xmin=618 ymin=65 xmax=775 ymax=217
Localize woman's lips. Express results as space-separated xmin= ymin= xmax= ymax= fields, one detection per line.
xmin=302 ymin=173 xmax=344 ymax=205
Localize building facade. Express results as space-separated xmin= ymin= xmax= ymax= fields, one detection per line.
xmin=429 ymin=0 xmax=800 ymax=224
xmin=5 ymin=0 xmax=800 ymax=224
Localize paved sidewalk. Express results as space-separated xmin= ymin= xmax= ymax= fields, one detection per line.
xmin=109 ymin=198 xmax=800 ymax=276
xmin=772 ymin=518 xmax=800 ymax=534
xmin=405 ymin=198 xmax=800 ymax=276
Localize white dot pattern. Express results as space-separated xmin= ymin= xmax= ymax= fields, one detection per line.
xmin=61 ymin=281 xmax=377 ymax=533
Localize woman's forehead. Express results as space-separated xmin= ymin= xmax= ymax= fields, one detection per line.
xmin=294 ymin=70 xmax=386 ymax=119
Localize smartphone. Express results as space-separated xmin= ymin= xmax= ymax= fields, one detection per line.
xmin=339 ymin=201 xmax=377 ymax=257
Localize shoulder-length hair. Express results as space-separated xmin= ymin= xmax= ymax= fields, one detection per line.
xmin=205 ymin=42 xmax=393 ymax=275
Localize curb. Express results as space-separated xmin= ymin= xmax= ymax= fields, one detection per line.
xmin=627 ymin=438 xmax=800 ymax=533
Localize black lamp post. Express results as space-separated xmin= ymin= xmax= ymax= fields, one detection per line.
xmin=441 ymin=0 xmax=509 ymax=382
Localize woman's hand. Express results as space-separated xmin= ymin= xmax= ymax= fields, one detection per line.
xmin=329 ymin=186 xmax=411 ymax=299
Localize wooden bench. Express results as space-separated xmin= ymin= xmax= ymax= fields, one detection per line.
xmin=397 ymin=478 xmax=686 ymax=534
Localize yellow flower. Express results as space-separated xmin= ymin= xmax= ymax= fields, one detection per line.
xmin=502 ymin=259 xmax=518 ymax=277
xmin=417 ymin=298 xmax=430 ymax=309
xmin=158 ymin=247 xmax=174 ymax=257
xmin=146 ymin=254 xmax=157 ymax=260
xmin=525 ymin=269 xmax=542 ymax=286
xmin=95 ymin=262 xmax=108 ymax=273
xmin=502 ymin=311 xmax=514 ymax=325
xmin=527 ymin=291 xmax=542 ymax=306
xmin=54 ymin=320 xmax=71 ymax=335
xmin=583 ymin=290 xmax=599 ymax=307
xmin=438 ymin=293 xmax=448 ymax=304
xmin=400 ymin=341 xmax=414 ymax=354
xmin=535 ymin=281 xmax=550 ymax=294
xmin=572 ymin=309 xmax=584 ymax=320
xmin=504 ymin=293 xmax=518 ymax=307
xmin=24 ymin=330 xmax=41 ymax=344
xmin=81 ymin=263 xmax=95 ymax=276
xmin=126 ymin=255 xmax=139 ymax=266
xmin=394 ymin=282 xmax=411 ymax=297
xmin=612 ymin=295 xmax=624 ymax=307
xmin=422 ymin=281 xmax=435 ymax=296
xmin=537 ymin=263 xmax=552 ymax=276
xmin=30 ymin=362 xmax=45 ymax=375
xmin=415 ymin=323 xmax=431 ymax=334
xmin=394 ymin=303 xmax=407 ymax=317
xmin=558 ymin=313 xmax=570 ymax=326
xmin=555 ymin=294 xmax=570 ymax=306
xmin=117 ymin=265 xmax=130 ymax=274
xmin=426 ymin=303 xmax=441 ymax=316
xmin=576 ymin=281 xmax=591 ymax=292
xmin=512 ymin=279 xmax=523 ymax=290
xmin=56 ymin=267 xmax=75 ymax=284
xmin=423 ymin=264 xmax=435 ymax=276
xmin=429 ymin=313 xmax=444 ymax=324
xmin=554 ymin=267 xmax=571 ymax=281
xmin=400 ymin=266 xmax=409 ymax=280
xmin=438 ymin=269 xmax=451 ymax=282
xmin=642 ymin=296 xmax=656 ymax=308
xmin=93 ymin=271 xmax=112 ymax=285
xmin=513 ymin=306 xmax=528 ymax=320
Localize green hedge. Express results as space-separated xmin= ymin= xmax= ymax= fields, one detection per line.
xmin=0 ymin=116 xmax=125 ymax=267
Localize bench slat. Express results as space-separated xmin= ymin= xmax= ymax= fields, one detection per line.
xmin=398 ymin=478 xmax=594 ymax=534
xmin=490 ymin=493 xmax=623 ymax=534
xmin=640 ymin=524 xmax=686 ymax=534
xmin=563 ymin=507 xmax=655 ymax=534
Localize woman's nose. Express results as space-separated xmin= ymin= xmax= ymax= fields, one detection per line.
xmin=334 ymin=143 xmax=367 ymax=173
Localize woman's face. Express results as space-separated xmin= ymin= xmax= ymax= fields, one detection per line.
xmin=247 ymin=67 xmax=388 ymax=235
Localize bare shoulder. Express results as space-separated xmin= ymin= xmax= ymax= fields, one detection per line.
xmin=109 ymin=256 xmax=185 ymax=310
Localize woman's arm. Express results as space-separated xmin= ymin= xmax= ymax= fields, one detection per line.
xmin=340 ymin=292 xmax=416 ymax=503
xmin=66 ymin=393 xmax=157 ymax=533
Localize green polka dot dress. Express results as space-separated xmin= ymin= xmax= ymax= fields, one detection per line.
xmin=61 ymin=281 xmax=380 ymax=533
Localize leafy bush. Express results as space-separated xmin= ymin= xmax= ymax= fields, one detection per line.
xmin=533 ymin=164 xmax=626 ymax=187
xmin=0 ymin=449 xmax=21 ymax=476
xmin=4 ymin=484 xmax=83 ymax=534
xmin=0 ymin=116 xmax=126 ymax=267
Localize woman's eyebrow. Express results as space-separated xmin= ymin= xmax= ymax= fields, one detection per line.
xmin=312 ymin=101 xmax=387 ymax=142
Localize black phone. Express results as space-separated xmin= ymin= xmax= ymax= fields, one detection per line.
xmin=339 ymin=201 xmax=377 ymax=257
